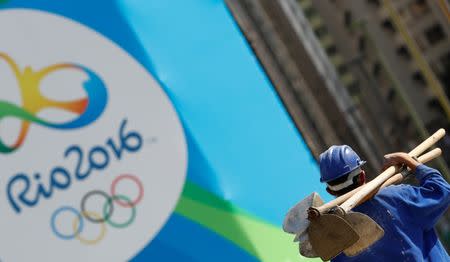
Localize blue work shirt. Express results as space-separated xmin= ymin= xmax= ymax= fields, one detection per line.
xmin=333 ymin=164 xmax=450 ymax=262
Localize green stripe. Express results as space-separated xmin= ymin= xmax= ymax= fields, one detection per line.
xmin=181 ymin=181 xmax=253 ymax=217
xmin=176 ymin=182 xmax=320 ymax=261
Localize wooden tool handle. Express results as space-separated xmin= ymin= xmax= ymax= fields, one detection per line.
xmin=316 ymin=187 xmax=359 ymax=213
xmin=340 ymin=129 xmax=445 ymax=212
xmin=361 ymin=148 xmax=442 ymax=203
xmin=316 ymin=148 xmax=442 ymax=213
xmin=379 ymin=148 xmax=441 ymax=189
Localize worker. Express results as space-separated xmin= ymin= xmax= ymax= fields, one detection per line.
xmin=319 ymin=145 xmax=450 ymax=261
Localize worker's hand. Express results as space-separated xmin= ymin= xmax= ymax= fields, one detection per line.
xmin=382 ymin=152 xmax=421 ymax=172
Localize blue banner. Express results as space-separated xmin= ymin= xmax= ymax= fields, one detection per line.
xmin=0 ymin=1 xmax=327 ymax=261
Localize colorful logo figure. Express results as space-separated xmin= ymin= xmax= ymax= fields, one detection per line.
xmin=0 ymin=53 xmax=108 ymax=154
xmin=51 ymin=174 xmax=144 ymax=245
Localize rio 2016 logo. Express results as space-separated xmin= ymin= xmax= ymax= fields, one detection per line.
xmin=51 ymin=174 xmax=144 ymax=245
xmin=0 ymin=9 xmax=187 ymax=262
xmin=0 ymin=52 xmax=108 ymax=154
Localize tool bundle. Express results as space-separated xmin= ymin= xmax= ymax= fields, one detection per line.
xmin=283 ymin=129 xmax=446 ymax=261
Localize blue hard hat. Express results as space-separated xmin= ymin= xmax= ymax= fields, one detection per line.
xmin=319 ymin=145 xmax=366 ymax=183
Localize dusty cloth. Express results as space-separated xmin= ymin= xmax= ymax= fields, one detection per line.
xmin=332 ymin=165 xmax=450 ymax=262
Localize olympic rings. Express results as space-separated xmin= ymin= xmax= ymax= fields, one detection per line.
xmin=81 ymin=190 xmax=113 ymax=223
xmin=50 ymin=174 xmax=143 ymax=245
xmin=103 ymin=195 xmax=136 ymax=228
xmin=111 ymin=174 xmax=144 ymax=207
xmin=51 ymin=206 xmax=84 ymax=240
xmin=73 ymin=211 xmax=107 ymax=245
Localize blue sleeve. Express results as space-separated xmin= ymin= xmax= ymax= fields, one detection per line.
xmin=396 ymin=164 xmax=450 ymax=230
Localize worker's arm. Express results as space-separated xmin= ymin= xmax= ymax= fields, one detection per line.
xmin=383 ymin=152 xmax=450 ymax=230
xmin=404 ymin=164 xmax=450 ymax=230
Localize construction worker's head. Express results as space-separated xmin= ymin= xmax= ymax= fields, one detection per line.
xmin=319 ymin=145 xmax=366 ymax=196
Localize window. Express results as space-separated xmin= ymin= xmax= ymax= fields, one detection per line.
xmin=400 ymin=116 xmax=411 ymax=127
xmin=439 ymin=72 xmax=450 ymax=96
xmin=439 ymin=52 xmax=450 ymax=94
xmin=358 ymin=36 xmax=366 ymax=53
xmin=427 ymin=97 xmax=442 ymax=109
xmin=372 ymin=62 xmax=382 ymax=77
xmin=347 ymin=81 xmax=360 ymax=95
xmin=315 ymin=26 xmax=328 ymax=38
xmin=304 ymin=7 xmax=316 ymax=18
xmin=412 ymin=71 xmax=426 ymax=85
xmin=387 ymin=87 xmax=396 ymax=101
xmin=409 ymin=0 xmax=430 ymax=19
xmin=426 ymin=98 xmax=446 ymax=116
xmin=337 ymin=65 xmax=348 ymax=75
xmin=396 ymin=45 xmax=411 ymax=60
xmin=326 ymin=45 xmax=338 ymax=55
xmin=344 ymin=10 xmax=353 ymax=28
xmin=367 ymin=0 xmax=381 ymax=7
xmin=381 ymin=19 xmax=396 ymax=33
xmin=424 ymin=24 xmax=446 ymax=45
xmin=440 ymin=52 xmax=450 ymax=71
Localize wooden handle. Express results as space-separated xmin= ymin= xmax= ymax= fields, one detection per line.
xmin=316 ymin=148 xmax=442 ymax=213
xmin=340 ymin=129 xmax=445 ymax=212
xmin=361 ymin=148 xmax=442 ymax=203
xmin=316 ymin=187 xmax=359 ymax=213
xmin=408 ymin=129 xmax=445 ymax=157
xmin=379 ymin=148 xmax=442 ymax=189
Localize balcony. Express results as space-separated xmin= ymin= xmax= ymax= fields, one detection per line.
xmin=298 ymin=0 xmax=312 ymax=11
xmin=309 ymin=15 xmax=324 ymax=30
xmin=319 ymin=34 xmax=334 ymax=50
xmin=330 ymin=53 xmax=345 ymax=67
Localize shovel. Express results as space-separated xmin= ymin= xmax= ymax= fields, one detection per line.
xmin=290 ymin=147 xmax=442 ymax=258
xmin=307 ymin=129 xmax=446 ymax=260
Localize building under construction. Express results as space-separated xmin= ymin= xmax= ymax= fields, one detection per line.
xmin=227 ymin=0 xmax=450 ymax=178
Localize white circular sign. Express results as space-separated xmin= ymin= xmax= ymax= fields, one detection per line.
xmin=0 ymin=9 xmax=187 ymax=262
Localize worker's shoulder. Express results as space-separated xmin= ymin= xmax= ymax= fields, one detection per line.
xmin=374 ymin=184 xmax=412 ymax=201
